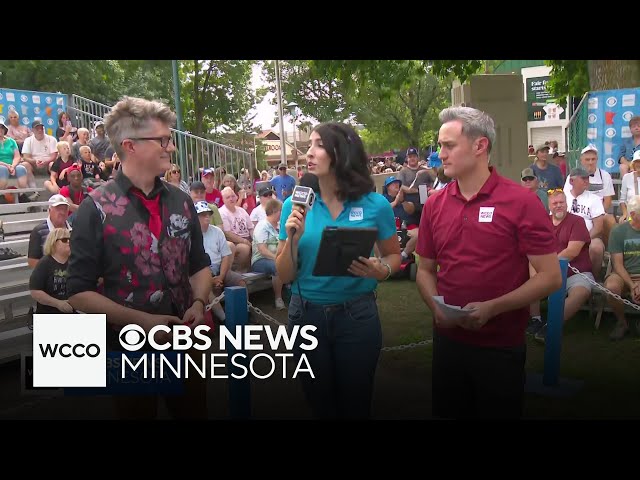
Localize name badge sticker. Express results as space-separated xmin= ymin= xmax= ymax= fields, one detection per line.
xmin=478 ymin=207 xmax=495 ymax=223
xmin=349 ymin=207 xmax=364 ymax=221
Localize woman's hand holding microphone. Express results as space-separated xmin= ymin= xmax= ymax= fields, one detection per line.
xmin=285 ymin=205 xmax=306 ymax=243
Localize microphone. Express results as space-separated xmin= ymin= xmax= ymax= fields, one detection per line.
xmin=290 ymin=185 xmax=316 ymax=236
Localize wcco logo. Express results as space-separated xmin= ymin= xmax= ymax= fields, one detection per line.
xmin=33 ymin=314 xmax=106 ymax=388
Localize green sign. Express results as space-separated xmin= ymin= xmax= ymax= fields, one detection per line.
xmin=526 ymin=76 xmax=566 ymax=122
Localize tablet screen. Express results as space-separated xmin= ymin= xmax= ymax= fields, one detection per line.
xmin=312 ymin=227 xmax=379 ymax=277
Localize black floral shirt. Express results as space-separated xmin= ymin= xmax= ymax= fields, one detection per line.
xmin=67 ymin=170 xmax=210 ymax=318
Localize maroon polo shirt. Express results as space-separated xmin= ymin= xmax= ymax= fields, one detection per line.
xmin=552 ymin=212 xmax=591 ymax=277
xmin=416 ymin=166 xmax=556 ymax=347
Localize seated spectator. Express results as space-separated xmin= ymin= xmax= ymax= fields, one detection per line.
xmin=383 ymin=176 xmax=421 ymax=263
xmin=521 ymin=167 xmax=548 ymax=211
xmin=221 ymin=173 xmax=247 ymax=205
xmin=101 ymin=149 xmax=119 ymax=179
xmin=29 ymin=227 xmax=74 ymax=314
xmin=163 ymin=164 xmax=189 ymax=193
xmin=250 ymin=186 xmax=276 ymax=227
xmin=398 ymin=147 xmax=433 ymax=195
xmin=60 ymin=167 xmax=93 ymax=215
xmin=618 ymin=151 xmax=640 ymax=224
xmin=88 ymin=121 xmax=110 ymax=161
xmin=430 ymin=166 xmax=451 ymax=192
xmin=201 ymin=168 xmax=223 ymax=208
xmin=189 ymin=180 xmax=224 ymax=230
xmin=45 ymin=141 xmax=78 ymax=194
xmin=71 ymin=128 xmax=90 ymax=161
xmin=548 ymin=140 xmax=567 ymax=177
xmin=78 ymin=145 xmax=103 ymax=187
xmin=251 ymin=199 xmax=285 ymax=310
xmin=528 ymin=190 xmax=593 ymax=342
xmin=195 ymin=201 xmax=246 ymax=323
xmin=605 ymin=194 xmax=640 ymax=340
xmin=21 ymin=120 xmax=58 ymax=199
xmin=56 ymin=111 xmax=78 ymax=144
xmin=28 ymin=195 xmax=71 ymax=268
xmin=6 ymin=110 xmax=31 ymax=154
xmin=219 ymin=186 xmax=253 ymax=272
xmin=531 ymin=144 xmax=563 ymax=191
xmin=563 ymin=167 xmax=605 ymax=278
xmin=618 ymin=115 xmax=640 ymax=176
xmin=0 ymin=121 xmax=27 ymax=193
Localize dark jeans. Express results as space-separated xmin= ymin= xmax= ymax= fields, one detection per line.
xmin=288 ymin=292 xmax=382 ymax=419
xmin=432 ymin=332 xmax=526 ymax=419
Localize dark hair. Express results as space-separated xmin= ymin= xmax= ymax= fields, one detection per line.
xmin=312 ymin=122 xmax=374 ymax=202
xmin=58 ymin=111 xmax=70 ymax=127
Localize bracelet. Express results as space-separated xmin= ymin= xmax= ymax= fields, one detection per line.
xmin=193 ymin=298 xmax=207 ymax=309
xmin=381 ymin=261 xmax=392 ymax=281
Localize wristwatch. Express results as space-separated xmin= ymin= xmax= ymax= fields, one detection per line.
xmin=381 ymin=261 xmax=392 ymax=281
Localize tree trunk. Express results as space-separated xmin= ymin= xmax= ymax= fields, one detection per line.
xmin=588 ymin=60 xmax=640 ymax=91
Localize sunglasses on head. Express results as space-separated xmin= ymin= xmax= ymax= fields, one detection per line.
xmin=547 ymin=188 xmax=564 ymax=195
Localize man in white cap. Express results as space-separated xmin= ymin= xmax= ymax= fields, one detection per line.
xmin=618 ymin=150 xmax=640 ymax=224
xmin=564 ymin=144 xmax=616 ymax=246
xmin=27 ymin=194 xmax=71 ymax=268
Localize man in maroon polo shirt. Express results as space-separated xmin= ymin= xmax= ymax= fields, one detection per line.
xmin=416 ymin=106 xmax=562 ymax=419
xmin=528 ymin=190 xmax=593 ymax=342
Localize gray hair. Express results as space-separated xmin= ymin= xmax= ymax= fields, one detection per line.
xmin=439 ymin=106 xmax=496 ymax=154
xmin=628 ymin=195 xmax=640 ymax=216
xmin=104 ymin=96 xmax=176 ymax=161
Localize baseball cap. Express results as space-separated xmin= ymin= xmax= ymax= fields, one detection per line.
xmin=384 ymin=176 xmax=402 ymax=187
xmin=278 ymin=163 xmax=287 ymax=170
xmin=570 ymin=167 xmax=590 ymax=178
xmin=258 ymin=186 xmax=275 ymax=197
xmin=406 ymin=147 xmax=418 ymax=156
xmin=94 ymin=121 xmax=105 ymax=129
xmin=202 ymin=168 xmax=215 ymax=177
xmin=536 ymin=144 xmax=550 ymax=153
xmin=190 ymin=181 xmax=206 ymax=191
xmin=0 ymin=122 xmax=8 ymax=134
xmin=632 ymin=150 xmax=640 ymax=163
xmin=580 ymin=144 xmax=598 ymax=155
xmin=521 ymin=167 xmax=537 ymax=180
xmin=194 ymin=200 xmax=212 ymax=214
xmin=48 ymin=194 xmax=69 ymax=207
xmin=31 ymin=120 xmax=44 ymax=129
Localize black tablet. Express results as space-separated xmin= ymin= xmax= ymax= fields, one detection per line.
xmin=312 ymin=227 xmax=379 ymax=277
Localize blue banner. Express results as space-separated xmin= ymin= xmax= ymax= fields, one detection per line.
xmin=0 ymin=88 xmax=68 ymax=137
xmin=587 ymin=88 xmax=640 ymax=173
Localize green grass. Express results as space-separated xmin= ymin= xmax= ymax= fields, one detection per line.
xmin=375 ymin=280 xmax=640 ymax=419
xmin=250 ymin=279 xmax=640 ymax=419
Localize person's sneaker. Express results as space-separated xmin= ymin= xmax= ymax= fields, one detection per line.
xmin=275 ymin=298 xmax=286 ymax=310
xmin=609 ymin=323 xmax=629 ymax=341
xmin=526 ymin=317 xmax=544 ymax=336
xmin=534 ymin=323 xmax=547 ymax=343
xmin=28 ymin=192 xmax=40 ymax=202
xmin=18 ymin=193 xmax=30 ymax=203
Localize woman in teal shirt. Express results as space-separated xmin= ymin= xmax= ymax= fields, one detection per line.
xmin=0 ymin=122 xmax=28 ymax=192
xmin=275 ymin=122 xmax=401 ymax=419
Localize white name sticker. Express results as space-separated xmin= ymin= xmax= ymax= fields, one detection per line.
xmin=478 ymin=207 xmax=495 ymax=223
xmin=349 ymin=207 xmax=364 ymax=221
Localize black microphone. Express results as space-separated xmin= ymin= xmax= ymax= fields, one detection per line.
xmin=299 ymin=172 xmax=320 ymax=193
xmin=290 ymin=185 xmax=316 ymax=236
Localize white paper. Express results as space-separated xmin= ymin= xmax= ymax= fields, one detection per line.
xmin=432 ymin=296 xmax=475 ymax=320
xmin=419 ymin=184 xmax=428 ymax=204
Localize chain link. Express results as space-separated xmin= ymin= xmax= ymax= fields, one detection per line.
xmin=205 ymin=292 xmax=225 ymax=312
xmin=381 ymin=339 xmax=433 ymax=351
xmin=247 ymin=301 xmax=284 ymax=326
xmin=567 ymin=263 xmax=640 ymax=311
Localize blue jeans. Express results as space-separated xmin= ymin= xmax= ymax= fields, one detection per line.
xmin=252 ymin=258 xmax=276 ymax=275
xmin=287 ymin=291 xmax=381 ymax=419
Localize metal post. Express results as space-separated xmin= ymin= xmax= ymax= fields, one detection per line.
xmin=225 ymin=286 xmax=251 ymax=419
xmin=293 ymin=115 xmax=298 ymax=170
xmin=543 ymin=258 xmax=568 ymax=387
xmin=274 ymin=60 xmax=287 ymax=166
xmin=172 ymin=60 xmax=186 ymax=174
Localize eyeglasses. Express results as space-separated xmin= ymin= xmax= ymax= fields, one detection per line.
xmin=171 ymin=169 xmax=181 ymax=174
xmin=58 ymin=238 xmax=70 ymax=244
xmin=547 ymin=188 xmax=564 ymax=195
xmin=522 ymin=177 xmax=535 ymax=181
xmin=125 ymin=136 xmax=173 ymax=148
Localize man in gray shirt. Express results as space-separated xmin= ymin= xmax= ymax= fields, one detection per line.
xmin=397 ymin=147 xmax=433 ymax=195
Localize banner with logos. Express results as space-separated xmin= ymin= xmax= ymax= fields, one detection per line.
xmin=586 ymin=88 xmax=640 ymax=173
xmin=0 ymin=88 xmax=68 ymax=137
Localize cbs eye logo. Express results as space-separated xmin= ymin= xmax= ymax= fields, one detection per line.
xmin=119 ymin=324 xmax=147 ymax=351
